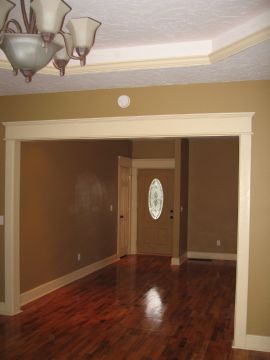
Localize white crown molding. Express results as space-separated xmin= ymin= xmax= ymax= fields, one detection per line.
xmin=0 ymin=10 xmax=269 ymax=76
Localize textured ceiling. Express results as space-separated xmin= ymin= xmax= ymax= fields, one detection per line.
xmin=0 ymin=0 xmax=270 ymax=96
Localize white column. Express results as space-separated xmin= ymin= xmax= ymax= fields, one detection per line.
xmin=4 ymin=140 xmax=21 ymax=315
xmin=233 ymin=134 xmax=252 ymax=348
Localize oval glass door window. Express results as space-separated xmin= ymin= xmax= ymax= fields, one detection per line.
xmin=148 ymin=178 xmax=164 ymax=220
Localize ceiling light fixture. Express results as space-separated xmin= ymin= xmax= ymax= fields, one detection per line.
xmin=0 ymin=0 xmax=101 ymax=82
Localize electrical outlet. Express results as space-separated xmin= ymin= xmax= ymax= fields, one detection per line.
xmin=77 ymin=253 xmax=81 ymax=261
xmin=216 ymin=240 xmax=221 ymax=247
xmin=110 ymin=204 xmax=113 ymax=212
xmin=0 ymin=216 xmax=4 ymax=226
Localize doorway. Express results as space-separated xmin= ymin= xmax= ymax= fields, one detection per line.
xmin=3 ymin=112 xmax=253 ymax=349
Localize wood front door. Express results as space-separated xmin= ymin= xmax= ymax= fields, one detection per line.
xmin=137 ymin=169 xmax=174 ymax=255
xmin=118 ymin=157 xmax=132 ymax=257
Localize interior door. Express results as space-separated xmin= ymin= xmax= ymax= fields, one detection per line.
xmin=118 ymin=157 xmax=132 ymax=257
xmin=137 ymin=169 xmax=174 ymax=255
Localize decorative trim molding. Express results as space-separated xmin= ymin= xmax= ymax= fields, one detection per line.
xmin=171 ymin=257 xmax=180 ymax=266
xmin=187 ymin=251 xmax=237 ymax=261
xmin=0 ymin=19 xmax=269 ymax=75
xmin=210 ymin=27 xmax=270 ymax=63
xmin=132 ymin=158 xmax=175 ymax=169
xmin=171 ymin=252 xmax=187 ymax=266
xmin=245 ymin=335 xmax=270 ymax=353
xmin=3 ymin=113 xmax=253 ymax=141
xmin=20 ymin=254 xmax=119 ymax=306
xmin=233 ymin=335 xmax=270 ymax=353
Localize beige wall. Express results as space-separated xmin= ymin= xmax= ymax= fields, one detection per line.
xmin=188 ymin=138 xmax=239 ymax=254
xmin=0 ymin=81 xmax=269 ymax=336
xmin=132 ymin=139 xmax=175 ymax=159
xmin=20 ymin=140 xmax=131 ymax=292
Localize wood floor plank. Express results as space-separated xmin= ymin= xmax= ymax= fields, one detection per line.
xmin=0 ymin=255 xmax=269 ymax=359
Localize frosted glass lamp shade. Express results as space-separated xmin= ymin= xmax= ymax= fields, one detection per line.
xmin=0 ymin=34 xmax=61 ymax=71
xmin=66 ymin=17 xmax=101 ymax=49
xmin=0 ymin=0 xmax=15 ymax=30
xmin=54 ymin=33 xmax=73 ymax=61
xmin=31 ymin=0 xmax=71 ymax=34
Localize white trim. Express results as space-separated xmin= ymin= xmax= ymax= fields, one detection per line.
xmin=2 ymin=112 xmax=253 ymax=352
xmin=171 ymin=253 xmax=188 ymax=266
xmin=187 ymin=251 xmax=237 ymax=261
xmin=3 ymin=113 xmax=253 ymax=141
xmin=131 ymin=158 xmax=175 ymax=256
xmin=233 ymin=335 xmax=270 ymax=353
xmin=171 ymin=257 xmax=181 ymax=266
xmin=132 ymin=158 xmax=175 ymax=169
xmin=245 ymin=335 xmax=270 ymax=353
xmin=0 ymin=12 xmax=269 ymax=76
xmin=20 ymin=254 xmax=119 ymax=306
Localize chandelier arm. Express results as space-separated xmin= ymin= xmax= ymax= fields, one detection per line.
xmin=52 ymin=60 xmax=61 ymax=71
xmin=20 ymin=0 xmax=31 ymax=33
xmin=29 ymin=10 xmax=37 ymax=34
xmin=4 ymin=20 xmax=23 ymax=34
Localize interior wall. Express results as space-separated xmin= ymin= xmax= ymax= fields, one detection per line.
xmin=179 ymin=139 xmax=189 ymax=255
xmin=132 ymin=139 xmax=175 ymax=159
xmin=20 ymin=140 xmax=131 ymax=293
xmin=187 ymin=137 xmax=239 ymax=254
xmin=0 ymin=81 xmax=269 ymax=336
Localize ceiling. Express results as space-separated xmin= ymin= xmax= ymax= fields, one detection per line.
xmin=0 ymin=0 xmax=270 ymax=96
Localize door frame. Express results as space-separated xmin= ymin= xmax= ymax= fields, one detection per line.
xmin=2 ymin=112 xmax=253 ymax=350
xmin=130 ymin=159 xmax=175 ymax=255
xmin=117 ymin=156 xmax=132 ymax=257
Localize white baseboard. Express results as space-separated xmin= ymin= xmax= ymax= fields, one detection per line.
xmin=187 ymin=251 xmax=237 ymax=261
xmin=171 ymin=253 xmax=187 ymax=266
xmin=20 ymin=254 xmax=119 ymax=306
xmin=171 ymin=257 xmax=180 ymax=266
xmin=0 ymin=301 xmax=7 ymax=315
xmin=233 ymin=335 xmax=270 ymax=353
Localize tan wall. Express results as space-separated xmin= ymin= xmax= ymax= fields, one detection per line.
xmin=0 ymin=81 xmax=269 ymax=336
xmin=132 ymin=139 xmax=175 ymax=159
xmin=20 ymin=140 xmax=131 ymax=292
xmin=188 ymin=138 xmax=239 ymax=254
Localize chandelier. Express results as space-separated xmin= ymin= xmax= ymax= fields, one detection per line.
xmin=0 ymin=0 xmax=101 ymax=82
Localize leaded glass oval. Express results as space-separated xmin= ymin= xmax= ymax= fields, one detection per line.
xmin=148 ymin=178 xmax=164 ymax=220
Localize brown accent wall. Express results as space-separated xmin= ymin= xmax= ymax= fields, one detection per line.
xmin=188 ymin=138 xmax=239 ymax=254
xmin=179 ymin=139 xmax=189 ymax=255
xmin=0 ymin=81 xmax=269 ymax=336
xmin=20 ymin=140 xmax=131 ymax=292
xmin=132 ymin=139 xmax=175 ymax=159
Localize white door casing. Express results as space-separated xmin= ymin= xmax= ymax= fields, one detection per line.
xmin=2 ymin=112 xmax=253 ymax=350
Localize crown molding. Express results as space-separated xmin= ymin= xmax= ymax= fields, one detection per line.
xmin=0 ymin=14 xmax=269 ymax=76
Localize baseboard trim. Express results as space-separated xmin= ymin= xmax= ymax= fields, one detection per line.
xmin=187 ymin=251 xmax=237 ymax=261
xmin=233 ymin=335 xmax=270 ymax=353
xmin=171 ymin=253 xmax=187 ymax=266
xmin=171 ymin=257 xmax=180 ymax=266
xmin=0 ymin=302 xmax=7 ymax=315
xmin=20 ymin=254 xmax=119 ymax=306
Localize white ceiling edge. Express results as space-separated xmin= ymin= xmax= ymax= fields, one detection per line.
xmin=0 ymin=9 xmax=269 ymax=75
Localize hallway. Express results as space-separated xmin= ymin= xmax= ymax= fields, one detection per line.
xmin=0 ymin=256 xmax=268 ymax=359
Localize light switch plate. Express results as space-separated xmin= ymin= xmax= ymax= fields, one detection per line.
xmin=0 ymin=216 xmax=4 ymax=226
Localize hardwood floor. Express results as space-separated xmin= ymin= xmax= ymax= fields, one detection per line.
xmin=0 ymin=255 xmax=269 ymax=359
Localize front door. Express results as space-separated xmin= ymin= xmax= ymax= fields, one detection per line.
xmin=137 ymin=169 xmax=174 ymax=255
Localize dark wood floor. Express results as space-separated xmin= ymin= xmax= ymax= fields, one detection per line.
xmin=0 ymin=255 xmax=269 ymax=359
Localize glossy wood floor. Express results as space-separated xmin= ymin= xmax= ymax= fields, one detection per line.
xmin=0 ymin=256 xmax=269 ymax=360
